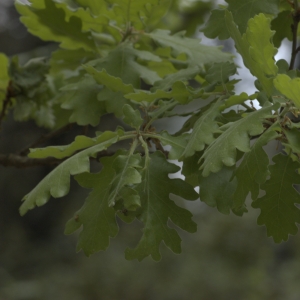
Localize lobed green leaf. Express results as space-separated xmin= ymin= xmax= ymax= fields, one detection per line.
xmin=252 ymin=154 xmax=300 ymax=242
xmin=199 ymin=104 xmax=277 ymax=177
xmin=125 ymin=152 xmax=198 ymax=261
xmin=225 ymin=11 xmax=278 ymax=96
xmin=15 ymin=0 xmax=97 ymax=52
xmin=20 ymin=132 xmax=119 ymax=216
xmin=147 ymin=29 xmax=232 ymax=67
xmin=273 ymin=74 xmax=300 ymax=109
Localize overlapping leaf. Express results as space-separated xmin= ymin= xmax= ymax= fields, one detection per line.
xmin=125 ymin=81 xmax=203 ymax=104
xmin=226 ymin=0 xmax=280 ymax=34
xmin=15 ymin=0 xmax=97 ymax=51
xmin=220 ymin=93 xmax=249 ymax=110
xmin=122 ymin=104 xmax=143 ymax=129
xmin=225 ymin=12 xmax=278 ymax=96
xmin=125 ymin=151 xmax=198 ymax=261
xmin=203 ymin=1 xmax=280 ymax=40
xmin=284 ymin=128 xmax=300 ymax=154
xmin=205 ymin=62 xmax=236 ymax=86
xmin=93 ymin=43 xmax=161 ymax=87
xmin=50 ymin=48 xmax=96 ymax=75
xmin=65 ymin=150 xmax=142 ymax=256
xmin=28 ymin=130 xmax=122 ymax=159
xmin=59 ymin=75 xmax=106 ymax=126
xmin=233 ymin=129 xmax=279 ymax=210
xmin=271 ymin=10 xmax=293 ymax=47
xmin=108 ymin=153 xmax=142 ymax=206
xmin=54 ymin=0 xmax=114 ymax=35
xmin=158 ymin=131 xmax=190 ymax=159
xmin=152 ymin=66 xmax=200 ymax=91
xmin=20 ymin=131 xmax=119 ymax=216
xmin=199 ymin=104 xmax=277 ymax=177
xmin=106 ymin=0 xmax=167 ymax=29
xmin=64 ymin=158 xmax=119 ymax=256
xmin=147 ymin=29 xmax=232 ymax=67
xmin=274 ymin=74 xmax=300 ymax=108
xmin=180 ymin=100 xmax=221 ymax=159
xmin=202 ymin=9 xmax=229 ymax=40
xmin=199 ymin=166 xmax=237 ymax=215
xmin=9 ymin=57 xmax=59 ymax=128
xmin=252 ymin=154 xmax=300 ymax=242
xmin=84 ymin=66 xmax=134 ymax=94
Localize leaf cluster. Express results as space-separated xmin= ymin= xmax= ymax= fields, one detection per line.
xmin=2 ymin=0 xmax=300 ymax=260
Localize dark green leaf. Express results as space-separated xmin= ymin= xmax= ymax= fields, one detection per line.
xmin=226 ymin=0 xmax=280 ymax=34
xmin=202 ymin=9 xmax=230 ymax=40
xmin=125 ymin=152 xmax=198 ymax=261
xmin=233 ymin=129 xmax=279 ymax=210
xmin=199 ymin=166 xmax=237 ymax=214
xmin=252 ymin=153 xmax=300 ymax=242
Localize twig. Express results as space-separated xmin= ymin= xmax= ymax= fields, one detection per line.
xmin=1 ymin=149 xmax=119 ymax=168
xmin=0 ymin=81 xmax=14 ymax=127
xmin=18 ymin=123 xmax=75 ymax=156
xmin=0 ymin=153 xmax=63 ymax=168
xmin=289 ymin=1 xmax=300 ymax=70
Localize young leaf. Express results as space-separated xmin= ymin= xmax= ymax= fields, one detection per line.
xmin=125 ymin=151 xmax=198 ymax=261
xmin=273 ymin=74 xmax=300 ymax=109
xmin=28 ymin=131 xmax=121 ymax=159
xmin=252 ymin=153 xmax=300 ymax=242
xmin=122 ymin=104 xmax=143 ymax=129
xmin=199 ymin=104 xmax=277 ymax=177
xmin=19 ymin=132 xmax=119 ymax=216
xmin=108 ymin=151 xmax=142 ymax=207
xmin=284 ymin=128 xmax=300 ymax=153
xmin=225 ymin=11 xmax=278 ymax=96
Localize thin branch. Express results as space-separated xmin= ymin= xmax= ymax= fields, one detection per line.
xmin=18 ymin=123 xmax=75 ymax=156
xmin=0 ymin=81 xmax=13 ymax=127
xmin=0 ymin=153 xmax=63 ymax=168
xmin=289 ymin=1 xmax=300 ymax=70
xmin=0 ymin=149 xmax=138 ymax=169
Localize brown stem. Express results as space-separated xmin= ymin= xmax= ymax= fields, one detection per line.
xmin=0 ymin=81 xmax=14 ymax=127
xmin=0 ymin=150 xmax=116 ymax=168
xmin=0 ymin=153 xmax=63 ymax=168
xmin=18 ymin=123 xmax=75 ymax=156
xmin=289 ymin=1 xmax=300 ymax=70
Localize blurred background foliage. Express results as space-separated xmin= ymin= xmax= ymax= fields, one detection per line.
xmin=1 ymin=0 xmax=300 ymax=299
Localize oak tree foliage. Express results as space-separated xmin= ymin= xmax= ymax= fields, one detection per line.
xmin=2 ymin=0 xmax=300 ymax=261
